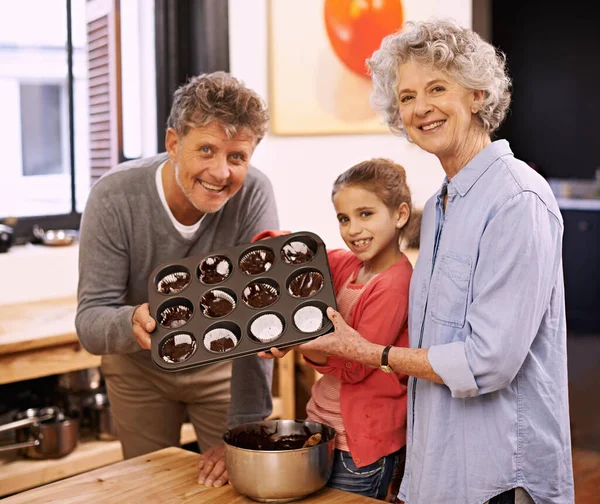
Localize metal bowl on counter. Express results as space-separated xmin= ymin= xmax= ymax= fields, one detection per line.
xmin=223 ymin=419 xmax=336 ymax=503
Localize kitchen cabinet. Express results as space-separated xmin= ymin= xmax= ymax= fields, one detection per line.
xmin=561 ymin=209 xmax=600 ymax=332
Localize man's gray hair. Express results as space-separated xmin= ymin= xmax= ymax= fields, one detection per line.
xmin=167 ymin=71 xmax=269 ymax=143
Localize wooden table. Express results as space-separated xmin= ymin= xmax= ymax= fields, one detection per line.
xmin=2 ymin=447 xmax=380 ymax=503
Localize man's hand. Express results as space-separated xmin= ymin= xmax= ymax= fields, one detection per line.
xmin=132 ymin=303 xmax=155 ymax=350
xmin=198 ymin=444 xmax=228 ymax=487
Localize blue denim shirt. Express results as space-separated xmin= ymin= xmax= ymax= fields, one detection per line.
xmin=400 ymin=140 xmax=574 ymax=504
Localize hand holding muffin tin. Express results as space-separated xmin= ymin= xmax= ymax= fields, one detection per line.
xmin=147 ymin=232 xmax=338 ymax=371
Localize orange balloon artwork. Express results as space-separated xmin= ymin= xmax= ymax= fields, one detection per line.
xmin=324 ymin=0 xmax=404 ymax=78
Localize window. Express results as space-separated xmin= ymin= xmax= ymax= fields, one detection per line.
xmin=0 ymin=0 xmax=88 ymax=235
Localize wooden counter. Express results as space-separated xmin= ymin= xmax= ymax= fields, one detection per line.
xmin=0 ymin=297 xmax=100 ymax=385
xmin=3 ymin=446 xmax=379 ymax=503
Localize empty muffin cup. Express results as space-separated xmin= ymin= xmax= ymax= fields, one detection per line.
xmin=242 ymin=280 xmax=280 ymax=309
xmin=293 ymin=303 xmax=327 ymax=333
xmin=249 ymin=312 xmax=285 ymax=344
xmin=280 ymin=237 xmax=317 ymax=265
xmin=157 ymin=298 xmax=194 ymax=329
xmin=159 ymin=332 xmax=197 ymax=363
xmin=200 ymin=289 xmax=236 ymax=318
xmin=239 ymin=247 xmax=275 ymax=275
xmin=204 ymin=323 xmax=241 ymax=353
xmin=198 ymin=255 xmax=232 ymax=285
xmin=287 ymin=269 xmax=324 ymax=298
xmin=155 ymin=266 xmax=191 ymax=294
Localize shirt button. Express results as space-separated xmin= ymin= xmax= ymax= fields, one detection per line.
xmin=345 ymin=362 xmax=352 ymax=368
xmin=354 ymin=458 xmax=360 ymax=464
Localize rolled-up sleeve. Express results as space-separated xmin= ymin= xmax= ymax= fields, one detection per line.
xmin=428 ymin=192 xmax=563 ymax=398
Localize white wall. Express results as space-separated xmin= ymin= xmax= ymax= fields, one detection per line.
xmin=228 ymin=0 xmax=471 ymax=248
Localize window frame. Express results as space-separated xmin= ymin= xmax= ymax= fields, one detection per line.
xmin=4 ymin=0 xmax=80 ymax=244
xmin=5 ymin=0 xmax=230 ymax=244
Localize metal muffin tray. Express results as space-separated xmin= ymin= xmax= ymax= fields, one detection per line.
xmin=147 ymin=231 xmax=337 ymax=372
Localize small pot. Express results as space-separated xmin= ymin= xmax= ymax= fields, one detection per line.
xmin=81 ymin=392 xmax=119 ymax=441
xmin=0 ymin=407 xmax=79 ymax=459
xmin=33 ymin=225 xmax=77 ymax=246
xmin=58 ymin=368 xmax=103 ymax=394
xmin=0 ymin=224 xmax=14 ymax=253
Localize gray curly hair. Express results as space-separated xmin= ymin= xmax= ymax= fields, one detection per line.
xmin=368 ymin=19 xmax=511 ymax=137
xmin=167 ymin=71 xmax=269 ymax=143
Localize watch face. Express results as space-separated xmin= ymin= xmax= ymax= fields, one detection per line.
xmin=380 ymin=365 xmax=393 ymax=374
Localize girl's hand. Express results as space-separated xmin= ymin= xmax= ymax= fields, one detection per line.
xmin=258 ymin=346 xmax=296 ymax=359
xmin=299 ymin=307 xmax=371 ymax=361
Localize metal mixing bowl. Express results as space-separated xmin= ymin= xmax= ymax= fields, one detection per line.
xmin=224 ymin=419 xmax=336 ymax=503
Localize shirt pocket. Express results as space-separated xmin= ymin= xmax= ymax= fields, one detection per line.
xmin=430 ymin=253 xmax=472 ymax=328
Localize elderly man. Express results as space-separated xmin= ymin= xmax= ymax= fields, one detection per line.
xmin=76 ymin=72 xmax=279 ymax=487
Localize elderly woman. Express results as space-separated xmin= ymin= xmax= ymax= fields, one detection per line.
xmin=265 ymin=19 xmax=574 ymax=504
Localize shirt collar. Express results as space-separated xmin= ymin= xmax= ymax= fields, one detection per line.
xmin=446 ymin=139 xmax=514 ymax=198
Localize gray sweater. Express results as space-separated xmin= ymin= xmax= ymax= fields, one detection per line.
xmin=76 ymin=153 xmax=280 ymax=426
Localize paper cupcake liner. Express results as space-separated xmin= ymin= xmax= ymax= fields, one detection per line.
xmin=157 ymin=271 xmax=191 ymax=294
xmin=204 ymin=328 xmax=239 ymax=353
xmin=250 ymin=314 xmax=284 ymax=343
xmin=294 ymin=306 xmax=324 ymax=333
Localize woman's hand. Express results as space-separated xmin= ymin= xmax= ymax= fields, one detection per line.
xmin=299 ymin=307 xmax=372 ymax=361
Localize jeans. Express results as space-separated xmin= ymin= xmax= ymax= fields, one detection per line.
xmin=326 ymin=449 xmax=400 ymax=500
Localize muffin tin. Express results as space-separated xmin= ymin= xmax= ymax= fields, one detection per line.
xmin=147 ymin=232 xmax=338 ymax=372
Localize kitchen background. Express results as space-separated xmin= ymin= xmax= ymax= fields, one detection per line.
xmin=0 ymin=0 xmax=598 ymax=500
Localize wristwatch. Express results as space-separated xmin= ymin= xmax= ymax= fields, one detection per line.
xmin=379 ymin=345 xmax=394 ymax=373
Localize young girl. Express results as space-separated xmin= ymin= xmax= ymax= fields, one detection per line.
xmin=255 ymin=158 xmax=414 ymax=501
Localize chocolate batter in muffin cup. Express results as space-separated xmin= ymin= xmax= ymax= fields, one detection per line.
xmin=280 ymin=238 xmax=317 ymax=265
xmin=200 ymin=289 xmax=237 ymax=318
xmin=239 ymin=247 xmax=275 ymax=275
xmin=287 ymin=269 xmax=324 ymax=298
xmin=203 ymin=325 xmax=240 ymax=353
xmin=157 ymin=298 xmax=194 ymax=329
xmin=156 ymin=267 xmax=191 ymax=294
xmin=198 ymin=255 xmax=232 ymax=285
xmin=159 ymin=332 xmax=197 ymax=363
xmin=242 ymin=280 xmax=280 ymax=309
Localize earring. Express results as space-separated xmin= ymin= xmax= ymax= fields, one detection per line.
xmin=471 ymin=106 xmax=479 ymax=114
xmin=396 ymin=222 xmax=402 ymax=228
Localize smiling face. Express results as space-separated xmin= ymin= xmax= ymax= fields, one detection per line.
xmin=396 ymin=60 xmax=484 ymax=167
xmin=333 ymin=185 xmax=407 ymax=270
xmin=165 ymin=121 xmax=256 ymax=220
